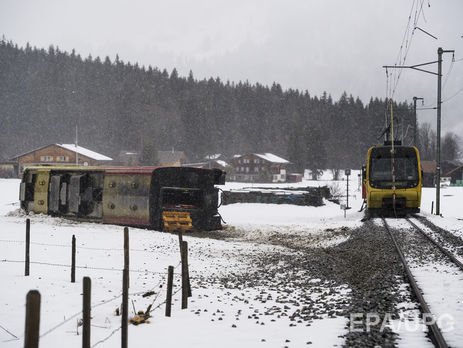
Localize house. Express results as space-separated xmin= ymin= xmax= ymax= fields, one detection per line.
xmin=204 ymin=154 xmax=226 ymax=161
xmin=0 ymin=162 xmax=17 ymax=178
xmin=10 ymin=144 xmax=113 ymax=175
xmin=117 ymin=151 xmax=140 ymax=166
xmin=421 ymin=160 xmax=436 ymax=187
xmin=229 ymin=153 xmax=290 ymax=182
xmin=420 ymin=160 xmax=463 ymax=187
xmin=157 ymin=151 xmax=188 ymax=167
xmin=444 ymin=162 xmax=463 ymax=186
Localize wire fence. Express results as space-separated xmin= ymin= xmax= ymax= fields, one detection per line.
xmin=1 ymin=219 xmax=189 ymax=347
xmin=0 ymin=259 xmax=181 ymax=276
xmin=2 ymin=260 xmax=185 ymax=346
xmin=0 ymin=238 xmax=166 ymax=253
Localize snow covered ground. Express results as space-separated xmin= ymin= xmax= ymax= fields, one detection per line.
xmin=1 ymin=174 xmax=462 ymax=347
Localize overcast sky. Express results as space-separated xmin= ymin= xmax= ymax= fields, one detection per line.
xmin=1 ymin=0 xmax=462 ymax=137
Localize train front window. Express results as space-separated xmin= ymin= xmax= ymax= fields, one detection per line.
xmin=369 ymin=147 xmax=418 ymax=188
xmin=160 ymin=187 xmax=202 ymax=210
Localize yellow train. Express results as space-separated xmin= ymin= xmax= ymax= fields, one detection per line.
xmin=20 ymin=166 xmax=225 ymax=232
xmin=362 ymin=142 xmax=422 ymax=216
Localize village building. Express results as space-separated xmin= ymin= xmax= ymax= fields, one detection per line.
xmin=157 ymin=151 xmax=188 ymax=167
xmin=228 ymin=153 xmax=290 ymax=183
xmin=183 ymin=159 xmax=229 ymax=171
xmin=0 ymin=161 xmax=17 ymax=178
xmin=116 ymin=150 xmax=140 ymax=166
xmin=10 ymin=143 xmax=113 ymax=175
xmin=421 ymin=160 xmax=436 ymax=187
xmin=116 ymin=150 xmax=188 ymax=167
xmin=420 ymin=160 xmax=463 ymax=187
xmin=183 ymin=154 xmax=229 ymax=170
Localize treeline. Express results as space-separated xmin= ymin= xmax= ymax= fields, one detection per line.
xmin=1 ymin=38 xmax=442 ymax=170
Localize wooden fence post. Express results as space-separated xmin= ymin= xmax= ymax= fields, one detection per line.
xmin=165 ymin=266 xmax=174 ymax=317
xmin=181 ymin=241 xmax=189 ymax=309
xmin=121 ymin=268 xmax=129 ymax=348
xmin=24 ymin=290 xmax=40 ymax=348
xmin=71 ymin=235 xmax=76 ymax=283
xmin=82 ymin=277 xmax=91 ymax=348
xmin=178 ymin=234 xmax=191 ymax=298
xmin=178 ymin=231 xmax=183 ymax=254
xmin=25 ymin=218 xmax=30 ymax=276
xmin=124 ymin=227 xmax=129 ymax=288
xmin=122 ymin=226 xmax=130 ymax=348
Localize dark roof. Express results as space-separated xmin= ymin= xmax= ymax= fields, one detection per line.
xmin=421 ymin=160 xmax=436 ymax=173
xmin=445 ymin=165 xmax=463 ymax=176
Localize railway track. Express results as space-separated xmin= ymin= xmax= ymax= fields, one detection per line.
xmin=382 ymin=216 xmax=463 ymax=347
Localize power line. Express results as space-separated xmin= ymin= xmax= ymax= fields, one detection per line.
xmin=442 ymin=54 xmax=455 ymax=91
xmin=442 ymin=85 xmax=463 ymax=103
xmin=389 ymin=0 xmax=430 ymax=99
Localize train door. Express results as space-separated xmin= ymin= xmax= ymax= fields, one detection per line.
xmin=361 ymin=165 xmax=366 ymax=200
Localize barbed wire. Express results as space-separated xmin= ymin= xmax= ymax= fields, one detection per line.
xmin=0 ymin=323 xmax=18 ymax=340
xmin=38 ymin=273 xmax=174 ymax=341
xmin=1 ymin=230 xmax=185 ymax=344
xmin=0 ymin=238 xmax=169 ymax=254
xmin=0 ymin=259 xmax=181 ymax=276
xmin=91 ymin=326 xmax=121 ymax=348
xmin=2 ymin=263 xmax=188 ymax=345
xmin=90 ymin=270 xmax=184 ymax=348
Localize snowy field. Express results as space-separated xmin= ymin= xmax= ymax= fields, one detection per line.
xmin=1 ymin=173 xmax=462 ymax=347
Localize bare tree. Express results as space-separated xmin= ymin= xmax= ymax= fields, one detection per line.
xmin=442 ymin=132 xmax=461 ymax=161
xmin=418 ymin=122 xmax=436 ymax=160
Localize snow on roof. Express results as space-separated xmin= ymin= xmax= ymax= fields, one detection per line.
xmin=57 ymin=144 xmax=113 ymax=161
xmin=255 ymin=153 xmax=289 ymax=164
xmin=205 ymin=154 xmax=222 ymax=160
xmin=216 ymin=160 xmax=229 ymax=167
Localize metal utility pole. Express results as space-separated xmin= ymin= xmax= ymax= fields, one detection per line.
xmin=412 ymin=96 xmax=423 ymax=147
xmin=435 ymin=47 xmax=455 ymax=216
xmin=383 ymin=46 xmax=455 ymax=216
xmin=436 ymin=48 xmax=443 ymax=216
xmin=436 ymin=47 xmax=455 ymax=215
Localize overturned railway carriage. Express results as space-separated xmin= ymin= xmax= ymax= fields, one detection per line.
xmin=363 ymin=144 xmax=422 ymax=214
xmin=20 ymin=166 xmax=225 ymax=231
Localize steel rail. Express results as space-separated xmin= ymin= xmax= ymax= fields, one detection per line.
xmin=382 ymin=218 xmax=448 ymax=348
xmin=407 ymin=217 xmax=463 ymax=271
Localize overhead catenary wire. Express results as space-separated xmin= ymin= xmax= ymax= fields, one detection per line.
xmin=389 ymin=0 xmax=427 ymax=100
xmin=384 ymin=0 xmax=428 ymax=140
xmin=442 ymin=85 xmax=463 ymax=103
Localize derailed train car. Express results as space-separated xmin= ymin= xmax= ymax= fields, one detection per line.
xmin=362 ymin=142 xmax=422 ymax=215
xmin=20 ymin=166 xmax=225 ymax=232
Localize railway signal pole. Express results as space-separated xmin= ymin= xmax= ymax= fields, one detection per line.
xmin=345 ymin=169 xmax=351 ymax=210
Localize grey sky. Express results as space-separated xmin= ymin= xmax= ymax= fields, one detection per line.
xmin=1 ymin=0 xmax=462 ymax=137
